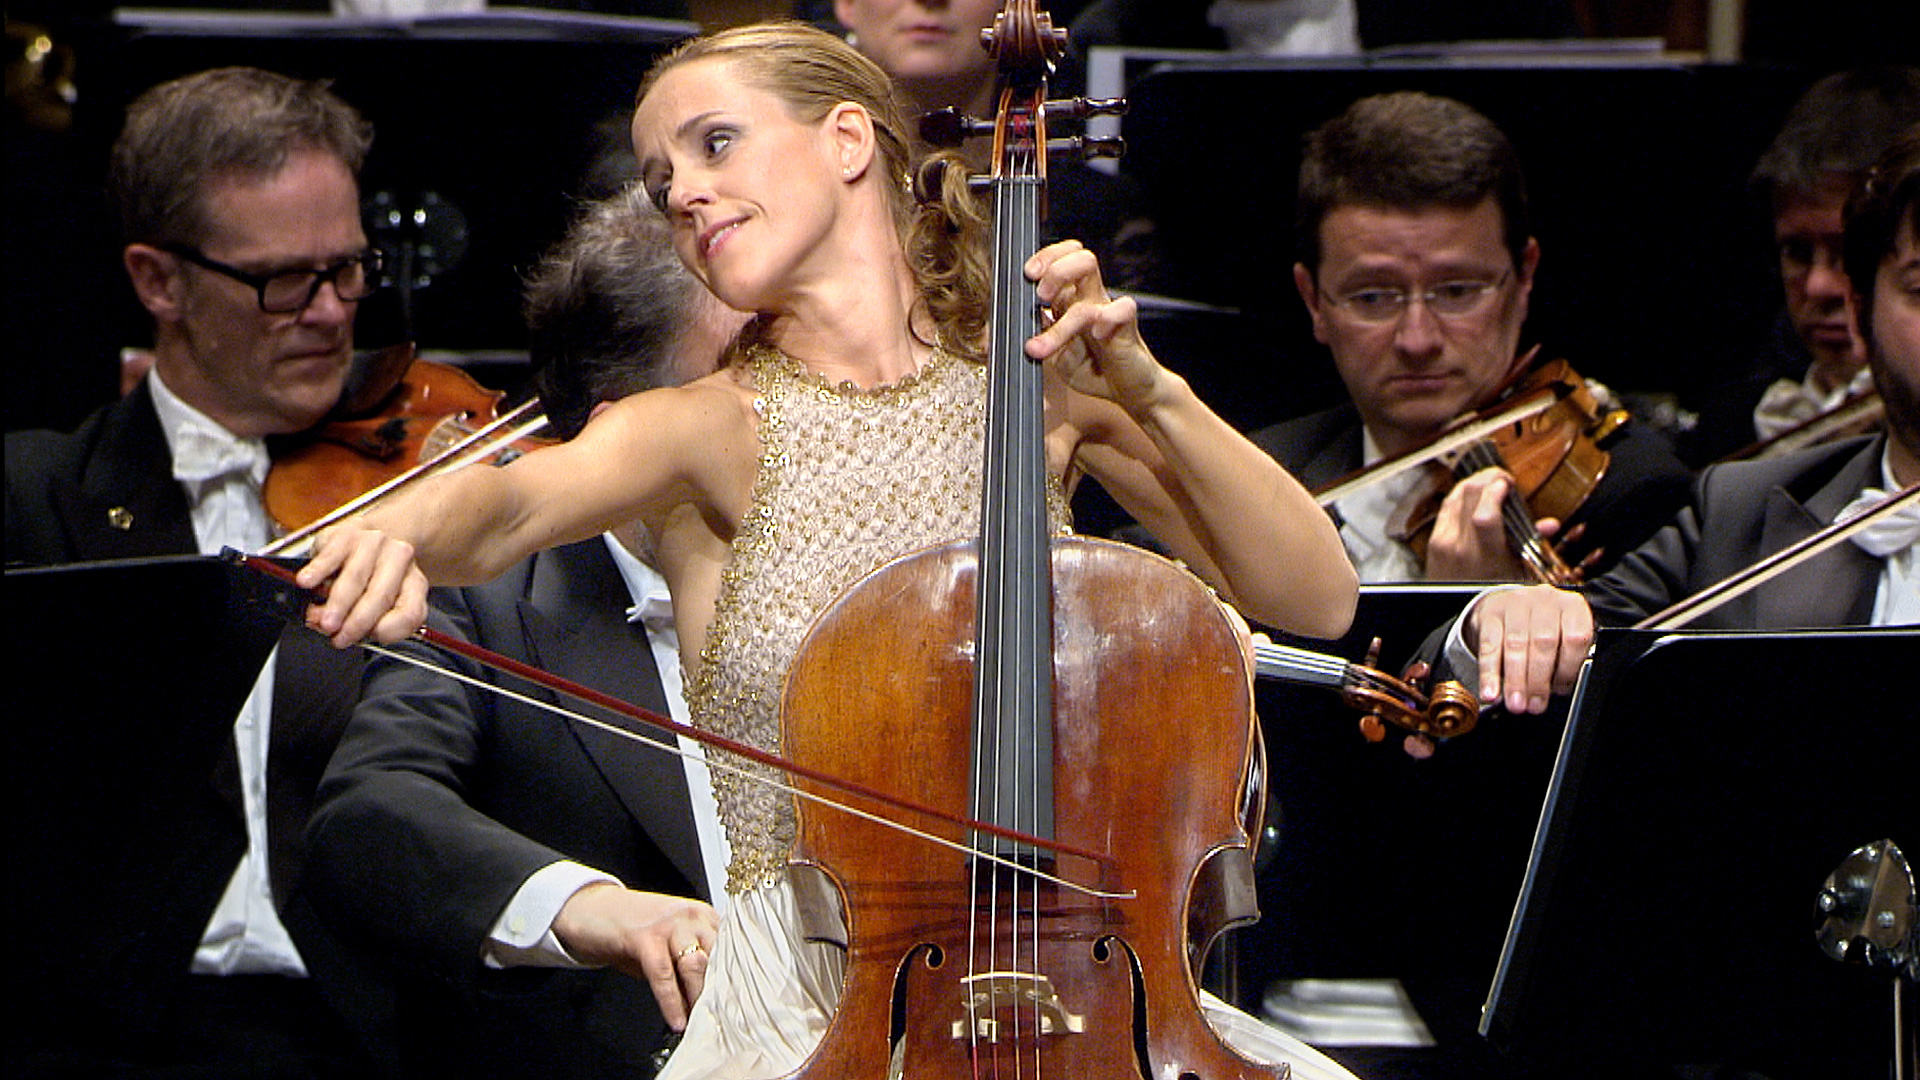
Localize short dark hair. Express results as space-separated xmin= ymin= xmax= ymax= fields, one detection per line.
xmin=524 ymin=184 xmax=709 ymax=440
xmin=1842 ymin=123 xmax=1920 ymax=333
xmin=1295 ymin=91 xmax=1530 ymax=273
xmin=109 ymin=66 xmax=372 ymax=247
xmin=1751 ymin=66 xmax=1920 ymax=206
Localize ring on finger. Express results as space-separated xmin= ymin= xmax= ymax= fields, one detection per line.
xmin=676 ymin=942 xmax=706 ymax=961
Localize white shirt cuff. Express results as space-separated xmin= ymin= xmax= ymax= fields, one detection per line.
xmin=483 ymin=860 xmax=620 ymax=969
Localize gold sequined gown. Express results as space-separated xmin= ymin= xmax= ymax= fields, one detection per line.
xmin=657 ymin=346 xmax=1358 ymax=1080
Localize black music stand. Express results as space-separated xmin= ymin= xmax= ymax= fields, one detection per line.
xmin=3 ymin=554 xmax=305 ymax=1052
xmin=1480 ymin=626 xmax=1919 ymax=1079
xmin=1232 ymin=585 xmax=1562 ymax=1077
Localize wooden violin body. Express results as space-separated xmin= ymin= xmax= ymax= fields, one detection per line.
xmin=1387 ymin=355 xmax=1627 ymax=583
xmin=263 ymin=348 xmax=548 ymax=533
xmin=784 ymin=537 xmax=1271 ymax=1077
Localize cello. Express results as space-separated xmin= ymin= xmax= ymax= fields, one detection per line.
xmin=779 ymin=3 xmax=1291 ymax=1075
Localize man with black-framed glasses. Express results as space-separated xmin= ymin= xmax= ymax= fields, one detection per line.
xmin=6 ymin=65 xmax=387 ymax=1076
xmin=1251 ymin=90 xmax=1691 ymax=585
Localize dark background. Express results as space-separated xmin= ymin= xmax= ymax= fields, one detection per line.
xmin=1117 ymin=58 xmax=1817 ymax=434
xmin=5 ymin=10 xmax=695 ymax=434
xmin=0 ymin=13 xmax=1859 ymax=439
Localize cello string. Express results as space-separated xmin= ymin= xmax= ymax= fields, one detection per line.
xmin=361 ymin=641 xmax=1135 ymax=901
xmin=1017 ymin=157 xmax=1044 ymax=1078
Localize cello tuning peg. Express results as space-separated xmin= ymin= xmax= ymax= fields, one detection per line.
xmin=1358 ymin=714 xmax=1387 ymax=743
xmin=918 ymin=106 xmax=990 ymax=149
xmin=911 ymin=157 xmax=993 ymax=205
xmin=1045 ymin=135 xmax=1126 ymax=163
xmin=1044 ymin=96 xmax=1129 ymax=121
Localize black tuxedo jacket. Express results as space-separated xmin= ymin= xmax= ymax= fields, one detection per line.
xmin=4 ymin=382 xmax=366 ymax=1045
xmin=307 ymin=537 xmax=706 ymax=1078
xmin=1582 ymin=434 xmax=1887 ymax=628
xmin=1249 ymin=400 xmax=1695 ymax=580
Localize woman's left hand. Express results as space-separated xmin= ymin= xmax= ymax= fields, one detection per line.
xmin=1024 ymin=240 xmax=1161 ymax=412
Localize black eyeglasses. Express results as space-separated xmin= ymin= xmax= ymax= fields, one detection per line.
xmin=162 ymin=244 xmax=385 ymax=313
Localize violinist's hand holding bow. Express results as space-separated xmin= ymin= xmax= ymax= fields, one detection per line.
xmin=295 ymin=518 xmax=430 ymax=648
xmin=1425 ymin=466 xmax=1561 ymax=581
xmin=552 ymin=884 xmax=718 ymax=1030
xmin=1464 ymin=584 xmax=1592 ymax=715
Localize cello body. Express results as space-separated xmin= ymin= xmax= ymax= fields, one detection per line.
xmin=777 ymin=2 xmax=1288 ymax=1073
xmin=784 ymin=537 xmax=1281 ymax=1078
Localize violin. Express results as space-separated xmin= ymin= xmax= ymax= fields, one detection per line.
xmin=262 ymin=344 xmax=552 ymax=542
xmin=1343 ymin=352 xmax=1627 ymax=584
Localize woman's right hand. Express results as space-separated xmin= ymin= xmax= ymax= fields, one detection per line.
xmin=294 ymin=520 xmax=430 ymax=648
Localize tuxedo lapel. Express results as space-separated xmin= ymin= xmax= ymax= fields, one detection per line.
xmin=1752 ymin=441 xmax=1885 ymax=627
xmin=61 ymin=387 xmax=198 ymax=561
xmin=518 ymin=543 xmax=707 ymax=896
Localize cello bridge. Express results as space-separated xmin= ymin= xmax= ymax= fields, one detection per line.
xmin=950 ymin=972 xmax=1086 ymax=1041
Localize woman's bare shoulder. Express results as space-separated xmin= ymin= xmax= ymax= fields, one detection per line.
xmin=594 ymin=366 xmax=760 ymax=441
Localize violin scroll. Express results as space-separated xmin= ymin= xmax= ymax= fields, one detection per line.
xmin=1253 ymin=637 xmax=1478 ymax=745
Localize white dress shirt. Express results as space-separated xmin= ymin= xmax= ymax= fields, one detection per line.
xmin=1330 ymin=428 xmax=1426 ymax=583
xmin=1752 ymin=365 xmax=1875 ymax=441
xmin=147 ymin=369 xmax=306 ymax=977
xmin=1836 ymin=454 xmax=1919 ymax=626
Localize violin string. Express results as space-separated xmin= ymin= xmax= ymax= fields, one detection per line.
xmin=363 ymin=641 xmax=1135 ymax=901
xmin=1019 ymin=143 xmax=1044 ymax=1076
xmin=436 ymin=415 xmax=552 ymax=477
xmin=1453 ymin=438 xmax=1565 ymax=583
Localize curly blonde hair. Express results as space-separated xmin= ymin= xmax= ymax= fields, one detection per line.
xmin=637 ymin=22 xmax=991 ymax=358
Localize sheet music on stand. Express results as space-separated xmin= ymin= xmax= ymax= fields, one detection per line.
xmin=3 ymin=555 xmax=305 ymax=1031
xmin=1480 ymin=625 xmax=1918 ymax=1078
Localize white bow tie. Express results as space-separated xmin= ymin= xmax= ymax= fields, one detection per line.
xmin=1836 ymin=487 xmax=1920 ymax=557
xmin=172 ymin=427 xmax=269 ymax=487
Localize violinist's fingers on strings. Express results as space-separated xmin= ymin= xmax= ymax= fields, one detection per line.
xmin=1429 ymin=469 xmax=1513 ymax=578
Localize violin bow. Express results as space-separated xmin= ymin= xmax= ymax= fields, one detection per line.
xmin=262 ymin=400 xmax=550 ymax=558
xmin=228 ymin=550 xmax=1132 ymax=898
xmin=1720 ymin=388 xmax=1886 ymax=463
xmin=1314 ymin=385 xmax=1563 ymax=507
xmin=1637 ymin=481 xmax=1919 ymax=631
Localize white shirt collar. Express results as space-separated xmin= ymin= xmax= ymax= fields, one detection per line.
xmin=148 ymin=368 xmax=270 ymax=489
